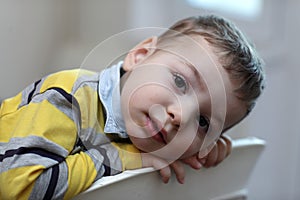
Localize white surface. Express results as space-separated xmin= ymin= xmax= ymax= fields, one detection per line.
xmin=73 ymin=137 xmax=265 ymax=200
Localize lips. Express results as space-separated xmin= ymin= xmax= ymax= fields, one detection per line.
xmin=146 ymin=116 xmax=167 ymax=144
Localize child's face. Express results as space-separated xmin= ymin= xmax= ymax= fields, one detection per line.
xmin=120 ymin=36 xmax=246 ymax=160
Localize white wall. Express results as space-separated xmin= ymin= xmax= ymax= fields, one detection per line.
xmin=245 ymin=0 xmax=300 ymax=199
xmin=0 ymin=0 xmax=299 ymax=199
xmin=0 ymin=0 xmax=74 ymax=98
xmin=0 ymin=0 xmax=132 ymax=99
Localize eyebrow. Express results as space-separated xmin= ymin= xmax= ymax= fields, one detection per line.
xmin=178 ymin=59 xmax=227 ymax=135
xmin=178 ymin=59 xmax=206 ymax=91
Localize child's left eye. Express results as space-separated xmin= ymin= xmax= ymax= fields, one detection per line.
xmin=173 ymin=73 xmax=187 ymax=93
xmin=199 ymin=115 xmax=210 ymax=133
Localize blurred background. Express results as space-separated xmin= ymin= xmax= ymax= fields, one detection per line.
xmin=0 ymin=0 xmax=299 ymax=199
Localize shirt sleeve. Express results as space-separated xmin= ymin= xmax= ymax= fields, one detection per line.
xmin=0 ymin=71 xmax=142 ymax=200
xmin=111 ymin=142 xmax=143 ymax=170
xmin=0 ymin=84 xmax=96 ymax=200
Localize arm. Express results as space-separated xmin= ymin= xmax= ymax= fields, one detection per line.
xmin=0 ymin=87 xmax=102 ymax=199
xmin=0 ymin=77 xmax=140 ymax=199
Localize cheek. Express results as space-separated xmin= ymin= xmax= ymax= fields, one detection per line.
xmin=129 ymin=136 xmax=161 ymax=153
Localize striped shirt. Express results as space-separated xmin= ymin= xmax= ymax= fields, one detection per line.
xmin=0 ymin=62 xmax=142 ymax=200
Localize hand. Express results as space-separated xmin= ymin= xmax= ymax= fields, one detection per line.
xmin=141 ymin=153 xmax=186 ymax=184
xmin=141 ymin=135 xmax=232 ymax=184
xmin=182 ymin=134 xmax=232 ymax=168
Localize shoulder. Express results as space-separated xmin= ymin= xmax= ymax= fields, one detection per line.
xmin=40 ymin=69 xmax=100 ymax=94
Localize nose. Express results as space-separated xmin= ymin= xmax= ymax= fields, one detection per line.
xmin=167 ymin=104 xmax=181 ymax=127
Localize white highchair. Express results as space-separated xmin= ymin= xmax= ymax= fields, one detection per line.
xmin=73 ymin=137 xmax=265 ymax=200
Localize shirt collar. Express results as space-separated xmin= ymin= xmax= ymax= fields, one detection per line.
xmin=98 ymin=61 xmax=128 ymax=138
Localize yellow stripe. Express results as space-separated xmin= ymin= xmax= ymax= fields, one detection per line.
xmin=39 ymin=69 xmax=95 ymax=94
xmin=112 ymin=142 xmax=142 ymax=170
xmin=64 ymin=152 xmax=97 ymax=199
xmin=74 ymin=86 xmax=105 ymax=133
xmin=0 ymin=93 xmax=22 ymax=117
xmin=0 ymin=100 xmax=77 ymax=152
xmin=40 ymin=70 xmax=79 ymax=94
xmin=0 ymin=165 xmax=45 ymax=200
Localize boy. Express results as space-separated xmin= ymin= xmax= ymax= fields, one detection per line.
xmin=0 ymin=14 xmax=264 ymax=200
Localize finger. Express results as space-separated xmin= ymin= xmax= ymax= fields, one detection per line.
xmin=214 ymin=137 xmax=227 ymax=166
xmin=221 ymin=134 xmax=232 ymax=157
xmin=159 ymin=166 xmax=171 ymax=183
xmin=198 ymin=140 xmax=217 ymax=165
xmin=170 ymin=161 xmax=186 ymax=184
xmin=181 ymin=155 xmax=202 ymax=170
xmin=142 ymin=154 xmax=172 ymax=183
xmin=151 ymin=157 xmax=171 ymax=183
xmin=203 ymin=143 xmax=218 ymax=167
xmin=199 ymin=157 xmax=207 ymax=166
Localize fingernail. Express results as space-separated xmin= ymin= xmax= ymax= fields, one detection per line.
xmin=200 ymin=158 xmax=206 ymax=165
xmin=163 ymin=177 xmax=169 ymax=184
xmin=196 ymin=162 xmax=202 ymax=169
xmin=179 ymin=177 xmax=185 ymax=184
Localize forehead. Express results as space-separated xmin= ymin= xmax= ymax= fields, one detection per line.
xmin=157 ymin=35 xmax=219 ymax=77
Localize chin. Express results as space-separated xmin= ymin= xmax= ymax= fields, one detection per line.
xmin=131 ymin=138 xmax=161 ymax=153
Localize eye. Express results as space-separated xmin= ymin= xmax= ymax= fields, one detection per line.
xmin=173 ymin=73 xmax=187 ymax=93
xmin=199 ymin=115 xmax=210 ymax=132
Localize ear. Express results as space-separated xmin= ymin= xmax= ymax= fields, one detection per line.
xmin=123 ymin=36 xmax=158 ymax=71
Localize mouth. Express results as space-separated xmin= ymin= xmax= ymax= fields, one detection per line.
xmin=153 ymin=130 xmax=167 ymax=144
xmin=146 ymin=116 xmax=167 ymax=144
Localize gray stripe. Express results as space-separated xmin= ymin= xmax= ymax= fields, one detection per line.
xmin=86 ymin=149 xmax=106 ymax=181
xmin=0 ymin=136 xmax=68 ymax=157
xmin=53 ymin=163 xmax=68 ymax=200
xmin=84 ymin=142 xmax=122 ymax=176
xmin=19 ymin=81 xmax=36 ymax=107
xmin=19 ymin=77 xmax=45 ymax=108
xmin=99 ymin=143 xmax=123 ymax=174
xmin=30 ymin=89 xmax=77 ymax=123
xmin=29 ymin=162 xmax=68 ymax=200
xmin=72 ymin=73 xmax=99 ymax=138
xmin=79 ymin=127 xmax=123 ymax=176
xmin=80 ymin=128 xmax=110 ymax=147
xmin=71 ymin=72 xmax=100 ymax=94
xmin=0 ymin=136 xmax=69 ymax=174
xmin=29 ymin=166 xmax=52 ymax=200
xmin=0 ymin=154 xmax=59 ymax=174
